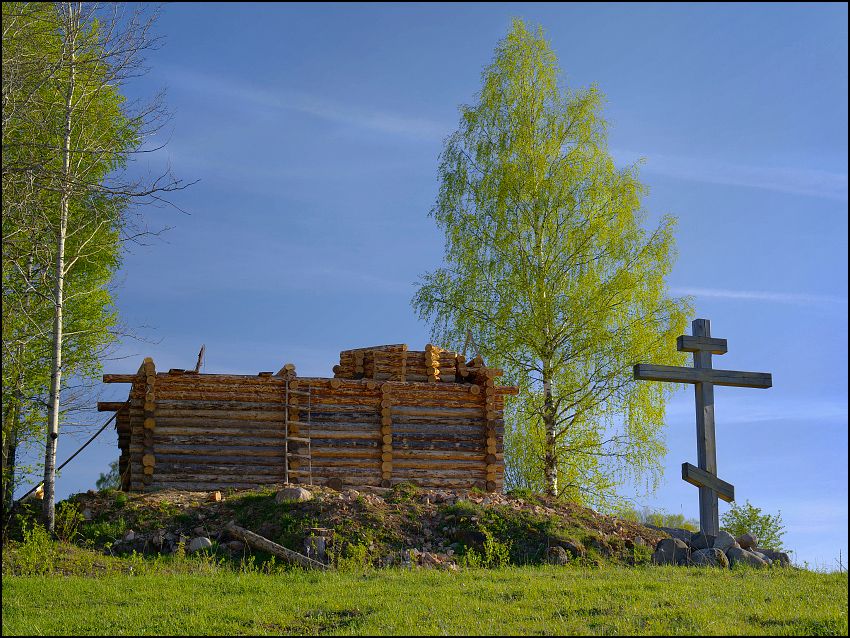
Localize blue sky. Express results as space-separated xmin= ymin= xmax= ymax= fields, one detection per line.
xmin=24 ymin=3 xmax=847 ymax=569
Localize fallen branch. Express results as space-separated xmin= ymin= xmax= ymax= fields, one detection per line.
xmin=225 ymin=521 xmax=330 ymax=570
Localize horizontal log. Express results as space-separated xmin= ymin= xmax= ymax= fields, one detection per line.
xmin=682 ymin=462 xmax=735 ymax=502
xmin=97 ymin=401 xmax=129 ymax=412
xmin=103 ymin=374 xmax=138 ymax=383
xmin=633 ymin=364 xmax=772 ymax=388
xmin=226 ymin=521 xmax=329 ymax=570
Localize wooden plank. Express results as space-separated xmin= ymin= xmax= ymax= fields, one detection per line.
xmin=103 ymin=374 xmax=138 ymax=383
xmin=97 ymin=401 xmax=128 ymax=412
xmin=682 ymin=462 xmax=734 ymax=503
xmin=633 ymin=364 xmax=772 ymax=388
xmin=677 ymin=335 xmax=728 ymax=355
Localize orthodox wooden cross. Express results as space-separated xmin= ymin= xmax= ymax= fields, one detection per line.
xmin=633 ymin=318 xmax=772 ymax=536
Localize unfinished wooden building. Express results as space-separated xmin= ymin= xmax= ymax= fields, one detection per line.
xmin=100 ymin=344 xmax=517 ymax=493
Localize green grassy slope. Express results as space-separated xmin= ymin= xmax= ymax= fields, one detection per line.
xmin=3 ymin=565 xmax=846 ymax=636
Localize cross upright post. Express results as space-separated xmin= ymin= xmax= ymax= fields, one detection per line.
xmin=633 ymin=317 xmax=772 ymax=536
xmin=692 ymin=319 xmax=719 ymax=535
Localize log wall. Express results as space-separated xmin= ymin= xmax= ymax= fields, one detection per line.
xmin=107 ymin=345 xmax=516 ymax=493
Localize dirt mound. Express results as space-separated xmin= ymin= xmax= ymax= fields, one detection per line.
xmin=64 ymin=484 xmax=667 ymax=568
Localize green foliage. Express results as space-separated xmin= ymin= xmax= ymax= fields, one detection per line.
xmin=9 ymin=520 xmax=57 ymax=576
xmin=721 ymin=500 xmax=786 ymax=551
xmin=80 ymin=515 xmax=127 ymax=547
xmin=54 ymin=501 xmax=84 ymax=543
xmin=412 ymin=18 xmax=692 ymax=506
xmin=615 ymin=505 xmax=699 ymax=532
xmin=96 ymin=460 xmax=121 ymax=491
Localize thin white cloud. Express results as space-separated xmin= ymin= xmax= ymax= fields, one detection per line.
xmin=613 ymin=149 xmax=848 ymax=202
xmin=672 ymin=286 xmax=848 ymax=306
xmin=162 ymin=66 xmax=445 ymax=141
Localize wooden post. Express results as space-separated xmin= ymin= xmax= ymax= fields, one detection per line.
xmin=633 ymin=318 xmax=772 ymax=536
xmin=692 ymin=319 xmax=719 ymax=536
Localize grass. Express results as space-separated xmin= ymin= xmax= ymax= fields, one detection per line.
xmin=2 ymin=559 xmax=847 ymax=635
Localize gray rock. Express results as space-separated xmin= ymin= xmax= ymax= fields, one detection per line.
xmin=187 ymin=536 xmax=213 ymax=554
xmin=275 ymin=486 xmax=312 ymax=503
xmin=546 ymin=546 xmax=570 ymax=565
xmin=691 ymin=547 xmax=729 ymax=568
xmin=652 ymin=538 xmax=690 ymax=566
xmin=736 ymin=533 xmax=758 ymax=550
xmin=633 ymin=536 xmax=647 ymax=547
xmin=727 ymin=546 xmax=768 ymax=568
xmin=152 ymin=529 xmax=166 ymax=549
xmin=753 ymin=548 xmax=791 ymax=567
xmin=82 ymin=508 xmax=92 ymax=521
xmin=193 ymin=526 xmax=206 ymax=536
xmin=645 ymin=525 xmax=693 ymax=544
xmin=689 ymin=531 xmax=715 ymax=551
xmin=713 ymin=530 xmax=739 ymax=552
xmin=123 ymin=530 xmax=135 ymax=542
xmin=227 ymin=540 xmax=245 ymax=552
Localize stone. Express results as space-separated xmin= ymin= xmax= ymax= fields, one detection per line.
xmin=727 ymin=546 xmax=768 ymax=568
xmin=736 ymin=532 xmax=757 ymax=550
xmin=325 ymin=478 xmax=343 ymax=491
xmin=713 ymin=530 xmax=739 ymax=552
xmin=276 ymin=486 xmax=312 ymax=503
xmin=652 ymin=538 xmax=690 ymax=566
xmin=691 ymin=547 xmax=729 ymax=568
xmin=123 ymin=530 xmax=136 ymax=542
xmin=227 ymin=540 xmax=245 ymax=552
xmin=152 ymin=529 xmax=166 ymax=549
xmin=646 ymin=525 xmax=693 ymax=545
xmin=208 ymin=491 xmax=222 ymax=502
xmin=187 ymin=537 xmax=213 ymax=554
xmin=546 ymin=546 xmax=570 ymax=566
xmin=689 ymin=531 xmax=715 ymax=551
xmin=82 ymin=508 xmax=92 ymax=521
xmin=193 ymin=526 xmax=206 ymax=536
xmin=754 ymin=548 xmax=791 ymax=567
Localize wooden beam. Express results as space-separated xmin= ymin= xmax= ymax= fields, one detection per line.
xmin=633 ymin=364 xmax=772 ymax=388
xmin=97 ymin=401 xmax=128 ymax=412
xmin=677 ymin=335 xmax=728 ymax=355
xmin=103 ymin=374 xmax=138 ymax=383
xmin=225 ymin=521 xmax=329 ymax=570
xmin=682 ymin=462 xmax=734 ymax=503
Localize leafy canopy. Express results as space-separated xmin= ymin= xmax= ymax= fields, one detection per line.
xmin=413 ymin=19 xmax=692 ymax=506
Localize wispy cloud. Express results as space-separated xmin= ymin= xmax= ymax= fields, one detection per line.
xmin=613 ymin=149 xmax=848 ymax=202
xmin=162 ymin=66 xmax=446 ymax=141
xmin=672 ymin=286 xmax=848 ymax=307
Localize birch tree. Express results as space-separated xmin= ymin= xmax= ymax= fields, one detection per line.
xmin=2 ymin=2 xmax=187 ymax=530
xmin=413 ymin=19 xmax=692 ymax=506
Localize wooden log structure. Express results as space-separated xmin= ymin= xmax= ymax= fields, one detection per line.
xmin=103 ymin=343 xmax=516 ymax=493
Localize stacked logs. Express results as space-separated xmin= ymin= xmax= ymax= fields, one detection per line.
xmin=286 ymin=372 xmax=305 ymax=483
xmin=106 ymin=344 xmax=516 ymax=493
xmin=425 ymin=344 xmax=441 ymax=382
xmin=140 ymin=357 xmax=157 ymax=486
xmin=380 ymin=383 xmax=393 ymax=487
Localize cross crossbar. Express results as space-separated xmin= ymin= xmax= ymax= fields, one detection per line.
xmin=633 ymin=364 xmax=772 ymax=388
xmin=677 ymin=335 xmax=728 ymax=354
xmin=682 ymin=462 xmax=734 ymax=503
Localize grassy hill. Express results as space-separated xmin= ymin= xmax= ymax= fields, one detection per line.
xmin=2 ymin=484 xmax=847 ymax=635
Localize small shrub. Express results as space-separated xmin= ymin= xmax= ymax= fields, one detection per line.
xmin=481 ymin=528 xmax=512 ymax=568
xmin=386 ymin=482 xmax=419 ymax=504
xmin=54 ymin=501 xmax=84 ymax=543
xmin=12 ymin=520 xmax=57 ymax=576
xmin=113 ymin=492 xmax=128 ymax=508
xmin=81 ymin=515 xmax=127 ymax=546
xmin=721 ymin=500 xmax=786 ymax=550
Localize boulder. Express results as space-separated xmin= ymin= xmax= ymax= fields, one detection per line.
xmin=652 ymin=538 xmax=690 ymax=566
xmin=727 ymin=546 xmax=768 ymax=568
xmin=754 ymin=548 xmax=791 ymax=567
xmin=123 ymin=530 xmax=136 ymax=542
xmin=276 ymin=486 xmax=312 ymax=503
xmin=736 ymin=533 xmax=757 ymax=550
xmin=187 ymin=536 xmax=213 ymax=554
xmin=546 ymin=546 xmax=569 ymax=566
xmin=691 ymin=547 xmax=729 ymax=568
xmin=646 ymin=525 xmax=693 ymax=544
xmin=227 ymin=540 xmax=245 ymax=552
xmin=689 ymin=531 xmax=715 ymax=551
xmin=713 ymin=530 xmax=739 ymax=552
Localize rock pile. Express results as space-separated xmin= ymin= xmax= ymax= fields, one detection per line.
xmin=650 ymin=527 xmax=791 ymax=568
